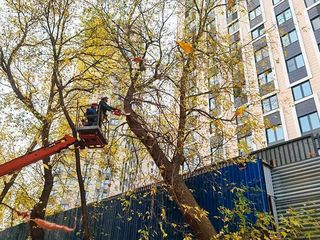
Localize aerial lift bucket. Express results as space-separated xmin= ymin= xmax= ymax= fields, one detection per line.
xmin=76 ymin=104 xmax=108 ymax=148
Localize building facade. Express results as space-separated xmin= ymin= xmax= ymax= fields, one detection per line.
xmin=208 ymin=0 xmax=320 ymax=160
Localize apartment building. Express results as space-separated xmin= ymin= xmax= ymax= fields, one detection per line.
xmin=207 ymin=0 xmax=320 ymax=159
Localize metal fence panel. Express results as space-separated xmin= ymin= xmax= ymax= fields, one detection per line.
xmin=253 ymin=134 xmax=319 ymax=167
xmin=0 ymin=160 xmax=269 ymax=240
xmin=272 ymin=156 xmax=320 ymax=239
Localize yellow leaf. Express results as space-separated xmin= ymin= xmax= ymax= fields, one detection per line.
xmin=64 ymin=58 xmax=72 ymax=65
xmin=212 ymin=119 xmax=224 ymax=129
xmin=234 ymin=105 xmax=246 ymax=117
xmin=176 ymin=41 xmax=193 ymax=54
xmin=159 ymin=222 xmax=168 ymax=238
xmin=227 ymin=0 xmax=234 ymax=10
xmin=161 ymin=208 xmax=166 ymax=220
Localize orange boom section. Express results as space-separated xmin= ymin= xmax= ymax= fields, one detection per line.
xmin=0 ymin=135 xmax=77 ymax=177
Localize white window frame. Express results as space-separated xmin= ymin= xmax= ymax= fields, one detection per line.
xmin=276 ymin=8 xmax=292 ymax=25
xmin=249 ymin=6 xmax=262 ymax=21
xmin=228 ymin=21 xmax=239 ymax=35
xmin=281 ymin=30 xmax=298 ymax=47
xmin=258 ymin=69 xmax=273 ymax=85
xmin=286 ymin=54 xmax=305 ymax=73
xmin=255 ymin=46 xmax=269 ymax=62
xmin=251 ymin=24 xmax=265 ymax=40
xmin=262 ymin=95 xmax=279 ymax=113
xmin=266 ymin=125 xmax=284 ymax=144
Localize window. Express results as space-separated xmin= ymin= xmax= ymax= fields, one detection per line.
xmin=211 ymin=147 xmax=224 ymax=162
xmin=209 ymin=97 xmax=216 ymax=110
xmin=276 ymin=9 xmax=292 ymax=25
xmin=311 ymin=16 xmax=320 ymax=31
xmin=249 ymin=6 xmax=262 ymax=21
xmin=262 ymin=95 xmax=279 ymax=113
xmin=299 ymin=112 xmax=320 ymax=133
xmin=305 ymin=0 xmax=320 ymax=7
xmin=273 ymin=0 xmax=282 ymax=5
xmin=266 ymin=125 xmax=284 ymax=144
xmin=185 ymin=152 xmax=200 ymax=170
xmin=286 ymin=54 xmax=305 ymax=72
xmin=207 ymin=10 xmax=216 ymax=31
xmin=258 ymin=69 xmax=273 ymax=85
xmin=251 ymin=24 xmax=265 ymax=39
xmin=228 ymin=21 xmax=239 ymax=35
xmin=230 ymin=42 xmax=242 ymax=60
xmin=238 ymin=134 xmax=254 ymax=154
xmin=281 ymin=30 xmax=298 ymax=47
xmin=227 ymin=4 xmax=237 ymax=20
xmin=209 ymin=74 xmax=219 ymax=86
xmin=255 ymin=46 xmax=269 ymax=62
xmin=236 ymin=111 xmax=249 ymax=125
xmin=231 ymin=40 xmax=240 ymax=50
xmin=292 ymin=81 xmax=312 ymax=101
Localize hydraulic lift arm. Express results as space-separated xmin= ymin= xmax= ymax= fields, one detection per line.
xmin=0 ymin=135 xmax=78 ymax=178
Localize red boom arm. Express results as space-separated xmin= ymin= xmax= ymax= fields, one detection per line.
xmin=0 ymin=135 xmax=77 ymax=177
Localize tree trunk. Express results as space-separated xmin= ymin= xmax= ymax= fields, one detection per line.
xmin=30 ymin=124 xmax=54 ymax=240
xmin=166 ymin=175 xmax=217 ymax=240
xmin=74 ymin=148 xmax=90 ymax=240
xmin=124 ymin=84 xmax=218 ymax=239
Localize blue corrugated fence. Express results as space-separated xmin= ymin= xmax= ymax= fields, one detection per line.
xmin=0 ymin=160 xmax=269 ymax=239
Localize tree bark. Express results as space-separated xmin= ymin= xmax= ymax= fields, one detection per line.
xmin=167 ymin=175 xmax=217 ymax=240
xmin=127 ymin=115 xmax=217 ymax=239
xmin=30 ymin=123 xmax=54 ymax=240
xmin=74 ymin=148 xmax=90 ymax=240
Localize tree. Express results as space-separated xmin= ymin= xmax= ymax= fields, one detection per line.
xmin=0 ymin=0 xmax=102 ymax=239
xmin=0 ymin=1 xmax=58 ymax=238
xmin=83 ymin=0 xmax=263 ymax=239
xmin=0 ymin=0 xmax=268 ymax=239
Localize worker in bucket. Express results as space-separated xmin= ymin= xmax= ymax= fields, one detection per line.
xmin=99 ymin=96 xmax=119 ymax=125
xmin=86 ymin=103 xmax=99 ymax=126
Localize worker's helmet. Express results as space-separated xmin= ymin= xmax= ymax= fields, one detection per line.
xmin=91 ymin=103 xmax=98 ymax=107
xmin=101 ymin=96 xmax=109 ymax=101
